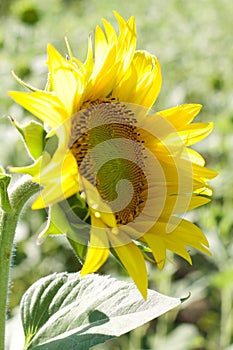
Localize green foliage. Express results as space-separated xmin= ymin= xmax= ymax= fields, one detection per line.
xmin=21 ymin=272 xmax=181 ymax=350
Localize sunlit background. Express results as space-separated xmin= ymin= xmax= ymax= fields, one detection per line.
xmin=0 ymin=0 xmax=232 ymax=349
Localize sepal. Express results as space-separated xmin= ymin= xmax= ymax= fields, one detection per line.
xmin=37 ymin=204 xmax=72 ymax=240
xmin=38 ymin=197 xmax=90 ymax=262
xmin=0 ymin=167 xmax=13 ymax=212
xmin=10 ymin=117 xmax=46 ymax=159
xmin=11 ymin=70 xmax=45 ymax=93
xmin=67 ymin=237 xmax=87 ymax=264
xmin=8 ymin=155 xmax=49 ymax=177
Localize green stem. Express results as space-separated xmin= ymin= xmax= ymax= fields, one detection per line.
xmin=0 ymin=178 xmax=40 ymax=350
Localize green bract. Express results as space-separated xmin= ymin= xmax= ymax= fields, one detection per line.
xmin=0 ymin=167 xmax=12 ymax=212
xmin=10 ymin=118 xmax=46 ymax=160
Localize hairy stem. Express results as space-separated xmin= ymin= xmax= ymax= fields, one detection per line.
xmin=0 ymin=178 xmax=40 ymax=350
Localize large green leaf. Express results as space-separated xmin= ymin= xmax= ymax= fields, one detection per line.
xmin=21 ymin=272 xmax=181 ymax=350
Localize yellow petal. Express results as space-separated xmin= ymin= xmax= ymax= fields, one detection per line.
xmin=32 ymin=174 xmax=79 ymax=209
xmin=47 ymin=44 xmax=81 ymax=115
xmin=114 ymin=51 xmax=162 ymax=108
xmin=144 ymin=217 xmax=211 ymax=267
xmin=85 ymin=52 xmax=118 ymax=100
xmin=34 ymin=149 xmax=76 ymax=183
xmin=132 ymin=51 xmax=162 ymax=108
xmin=94 ymin=25 xmax=109 ymax=67
xmin=80 ymin=246 xmax=109 ymax=276
xmin=181 ymin=147 xmax=206 ymax=166
xmin=158 ymin=104 xmax=202 ymax=129
xmin=192 ymin=162 xmax=218 ymax=181
xmin=8 ymin=91 xmax=68 ymax=128
xmin=80 ymin=215 xmax=109 ymax=276
xmin=79 ymin=35 xmax=94 ymax=81
xmin=194 ymin=187 xmax=213 ymax=196
xmin=158 ymin=195 xmax=211 ymax=217
xmin=112 ymin=233 xmax=148 ymax=299
xmin=143 ymin=233 xmax=166 ymax=269
xmin=79 ymin=176 xmax=117 ymax=228
xmin=114 ymin=12 xmax=137 ymax=79
xmin=32 ymin=150 xmax=79 ymax=209
xmin=102 ymin=18 xmax=117 ymax=45
xmin=151 ymin=154 xmax=216 ymax=197
xmin=177 ymin=122 xmax=214 ymax=146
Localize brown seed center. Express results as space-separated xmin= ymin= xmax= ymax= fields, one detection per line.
xmin=70 ymin=101 xmax=148 ymax=225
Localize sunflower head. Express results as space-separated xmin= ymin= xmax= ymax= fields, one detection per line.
xmin=8 ymin=12 xmax=217 ymax=299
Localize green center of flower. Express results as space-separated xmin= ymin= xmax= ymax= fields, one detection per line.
xmin=70 ymin=101 xmax=148 ymax=225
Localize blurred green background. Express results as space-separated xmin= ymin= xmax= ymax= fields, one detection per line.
xmin=0 ymin=0 xmax=232 ymax=349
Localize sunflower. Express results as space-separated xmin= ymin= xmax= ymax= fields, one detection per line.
xmin=9 ymin=12 xmax=217 ymax=299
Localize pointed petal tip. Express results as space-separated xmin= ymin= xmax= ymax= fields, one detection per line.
xmin=188 ymin=103 xmax=202 ymax=113
xmin=157 ymin=259 xmax=165 ymax=270
xmin=47 ymin=42 xmax=54 ymax=51
xmin=112 ymin=10 xmax=123 ymax=20
xmin=113 ymin=10 xmax=135 ymax=30
xmin=208 ymin=121 xmax=214 ymax=132
xmin=185 ymin=103 xmax=202 ymax=118
xmin=8 ymin=90 xmax=17 ymax=98
xmin=79 ymin=268 xmax=87 ymax=278
xmin=141 ymin=287 xmax=148 ymax=300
